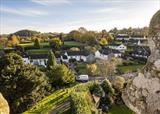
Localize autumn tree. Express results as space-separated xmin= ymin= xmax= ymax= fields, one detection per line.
xmin=70 ymin=47 xmax=80 ymax=51
xmin=86 ymin=63 xmax=97 ymax=76
xmin=49 ymin=38 xmax=62 ymax=51
xmin=113 ymin=76 xmax=125 ymax=91
xmin=6 ymin=34 xmax=19 ymax=47
xmin=99 ymin=38 xmax=108 ymax=45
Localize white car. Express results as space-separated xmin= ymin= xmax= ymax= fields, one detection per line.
xmin=76 ymin=75 xmax=89 ymax=81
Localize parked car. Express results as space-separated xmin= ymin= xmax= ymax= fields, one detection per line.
xmin=76 ymin=75 xmax=89 ymax=82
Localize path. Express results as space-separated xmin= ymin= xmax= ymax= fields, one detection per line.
xmin=50 ymin=99 xmax=70 ymax=114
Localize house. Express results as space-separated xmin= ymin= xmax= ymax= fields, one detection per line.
xmin=95 ymin=48 xmax=121 ymax=60
xmin=131 ymin=47 xmax=150 ymax=59
xmin=29 ymin=54 xmax=48 ymax=66
xmin=61 ymin=51 xmax=91 ymax=63
xmin=107 ymin=43 xmax=127 ymax=52
xmin=116 ymin=34 xmax=130 ymax=41
xmin=129 ymin=39 xmax=148 ymax=46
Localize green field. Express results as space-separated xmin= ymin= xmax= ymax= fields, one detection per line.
xmin=23 ymin=89 xmax=71 ymax=114
xmin=18 ymin=42 xmax=49 ymax=47
xmin=64 ymin=41 xmax=85 ymax=47
xmin=76 ymin=63 xmax=87 ymax=74
xmin=117 ymin=64 xmax=145 ymax=73
xmin=27 ymin=48 xmax=50 ymax=54
xmin=108 ymin=105 xmax=134 ymax=114
xmin=0 ymin=43 xmax=4 ymax=49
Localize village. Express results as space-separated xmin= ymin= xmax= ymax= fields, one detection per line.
xmin=0 ymin=29 xmax=150 ymax=81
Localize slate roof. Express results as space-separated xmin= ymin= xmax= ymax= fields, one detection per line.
xmin=99 ymin=48 xmax=121 ymax=55
xmin=66 ymin=51 xmax=90 ymax=56
xmin=132 ymin=47 xmax=150 ymax=56
xmin=30 ymin=54 xmax=48 ymax=59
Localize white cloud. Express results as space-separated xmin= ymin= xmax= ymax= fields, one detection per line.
xmin=0 ymin=6 xmax=49 ymax=16
xmin=31 ymin=0 xmax=70 ymax=5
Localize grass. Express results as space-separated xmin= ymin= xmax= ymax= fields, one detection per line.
xmin=64 ymin=41 xmax=85 ymax=47
xmin=23 ymin=89 xmax=71 ymax=114
xmin=0 ymin=44 xmax=4 ymax=49
xmin=76 ymin=63 xmax=87 ymax=74
xmin=117 ymin=64 xmax=145 ymax=73
xmin=18 ymin=42 xmax=49 ymax=48
xmin=108 ymin=105 xmax=134 ymax=114
xmin=27 ymin=48 xmax=50 ymax=55
xmin=57 ymin=107 xmax=71 ymax=114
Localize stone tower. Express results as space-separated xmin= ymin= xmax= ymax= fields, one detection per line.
xmin=122 ymin=10 xmax=160 ymax=114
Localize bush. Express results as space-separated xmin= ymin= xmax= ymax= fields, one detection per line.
xmin=71 ymin=92 xmax=92 ymax=114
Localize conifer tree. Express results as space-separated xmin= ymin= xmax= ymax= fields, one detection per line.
xmin=47 ymin=50 xmax=57 ymax=69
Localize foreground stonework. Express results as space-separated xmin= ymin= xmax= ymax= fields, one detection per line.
xmin=122 ymin=10 xmax=160 ymax=114
xmin=0 ymin=93 xmax=9 ymax=114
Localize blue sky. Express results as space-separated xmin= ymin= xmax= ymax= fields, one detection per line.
xmin=0 ymin=0 xmax=160 ymax=34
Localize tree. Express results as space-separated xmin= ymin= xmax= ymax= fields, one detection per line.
xmin=6 ymin=34 xmax=19 ymax=47
xmin=47 ymin=64 xmax=75 ymax=87
xmin=47 ymin=50 xmax=57 ymax=69
xmin=70 ymin=47 xmax=80 ymax=51
xmin=86 ymin=64 xmax=97 ymax=76
xmin=0 ymin=53 xmax=51 ymax=114
xmin=34 ymin=38 xmax=40 ymax=48
xmin=49 ymin=38 xmax=62 ymax=51
xmin=113 ymin=76 xmax=125 ymax=90
xmin=96 ymin=58 xmax=121 ymax=79
xmin=99 ymin=38 xmax=107 ymax=45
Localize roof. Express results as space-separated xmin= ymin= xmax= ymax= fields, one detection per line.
xmin=107 ymin=43 xmax=121 ymax=47
xmin=132 ymin=47 xmax=150 ymax=56
xmin=99 ymin=48 xmax=121 ymax=55
xmin=30 ymin=54 xmax=48 ymax=59
xmin=66 ymin=51 xmax=90 ymax=56
xmin=116 ymin=34 xmax=129 ymax=38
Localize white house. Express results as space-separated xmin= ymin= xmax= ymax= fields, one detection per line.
xmin=95 ymin=48 xmax=121 ymax=60
xmin=61 ymin=51 xmax=90 ymax=63
xmin=116 ymin=34 xmax=130 ymax=41
xmin=107 ymin=43 xmax=127 ymax=52
xmin=29 ymin=54 xmax=48 ymax=66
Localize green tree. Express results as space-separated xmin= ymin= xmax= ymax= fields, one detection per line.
xmin=47 ymin=50 xmax=57 ymax=69
xmin=0 ymin=53 xmax=50 ymax=114
xmin=47 ymin=64 xmax=75 ymax=87
xmin=34 ymin=38 xmax=40 ymax=48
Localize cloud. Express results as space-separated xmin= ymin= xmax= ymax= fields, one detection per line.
xmin=31 ymin=0 xmax=70 ymax=5
xmin=0 ymin=6 xmax=49 ymax=16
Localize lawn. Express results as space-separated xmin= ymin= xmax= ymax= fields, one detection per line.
xmin=117 ymin=64 xmax=145 ymax=73
xmin=0 ymin=43 xmax=4 ymax=49
xmin=18 ymin=42 xmax=49 ymax=48
xmin=108 ymin=105 xmax=134 ymax=114
xmin=23 ymin=89 xmax=71 ymax=114
xmin=27 ymin=48 xmax=50 ymax=55
xmin=76 ymin=63 xmax=87 ymax=74
xmin=64 ymin=41 xmax=85 ymax=47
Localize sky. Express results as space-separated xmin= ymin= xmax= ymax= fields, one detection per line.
xmin=0 ymin=0 xmax=160 ymax=34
